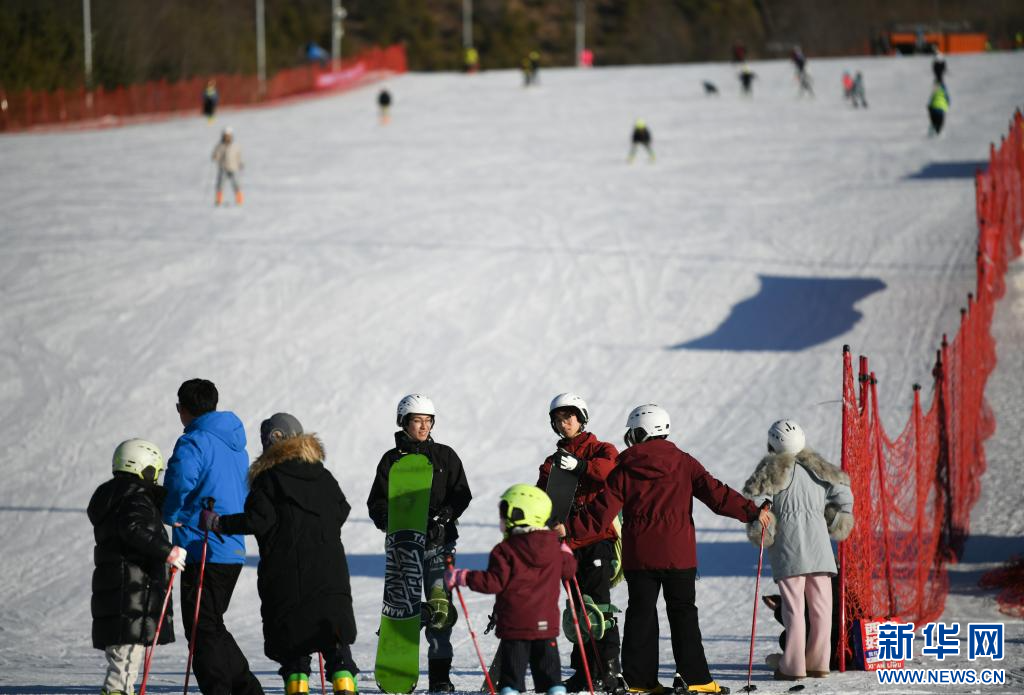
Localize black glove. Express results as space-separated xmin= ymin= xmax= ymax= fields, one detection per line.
xmin=484 ymin=612 xmax=497 ymax=635
xmin=427 ymin=507 xmax=454 ymax=546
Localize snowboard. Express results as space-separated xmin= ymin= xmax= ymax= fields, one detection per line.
xmin=545 ymin=449 xmax=585 ymax=525
xmin=375 ymin=453 xmax=433 ymax=694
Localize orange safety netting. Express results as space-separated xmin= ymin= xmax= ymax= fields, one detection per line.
xmin=0 ymin=44 xmax=406 ymax=133
xmin=838 ymin=110 xmax=1024 ymax=669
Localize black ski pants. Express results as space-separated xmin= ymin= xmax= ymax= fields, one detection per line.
xmin=570 ymin=540 xmax=621 ymax=681
xmin=498 ymin=638 xmax=561 ymax=693
xmin=181 ymin=562 xmax=264 ymax=695
xmin=929 ymin=108 xmax=945 ymax=135
xmin=621 ymin=568 xmax=711 ymax=689
xmin=278 ymin=643 xmax=358 ymax=680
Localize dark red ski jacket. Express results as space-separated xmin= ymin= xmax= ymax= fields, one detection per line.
xmin=537 ymin=431 xmax=619 ymax=549
xmin=567 ymin=438 xmax=758 ymax=571
xmin=466 ymin=529 xmax=577 ymax=640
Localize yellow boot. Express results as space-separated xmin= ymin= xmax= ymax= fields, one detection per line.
xmin=332 ymin=670 xmax=357 ymax=695
xmin=285 ymin=673 xmax=309 ymax=695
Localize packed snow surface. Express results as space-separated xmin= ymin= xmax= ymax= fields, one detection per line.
xmin=1 ymin=52 xmax=1022 ymax=694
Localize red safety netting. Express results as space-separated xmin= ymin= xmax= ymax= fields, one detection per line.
xmin=0 ymin=44 xmax=406 ymax=133
xmin=837 ymin=110 xmax=1024 ymax=669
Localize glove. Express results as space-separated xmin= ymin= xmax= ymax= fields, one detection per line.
xmin=484 ymin=612 xmax=497 ymax=635
xmin=166 ymin=546 xmax=187 ymax=571
xmin=556 ymin=450 xmax=579 ymax=471
xmin=199 ymin=509 xmax=221 ymax=533
xmin=428 ymin=507 xmax=453 ymax=546
xmin=444 ymin=567 xmax=468 ymax=591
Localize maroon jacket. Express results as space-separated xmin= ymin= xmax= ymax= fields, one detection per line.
xmin=466 ymin=529 xmax=577 ymax=640
xmin=567 ymin=438 xmax=758 ymax=571
xmin=536 ymin=431 xmax=619 ymax=549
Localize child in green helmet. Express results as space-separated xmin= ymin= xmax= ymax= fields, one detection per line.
xmin=446 ymin=485 xmax=577 ymax=695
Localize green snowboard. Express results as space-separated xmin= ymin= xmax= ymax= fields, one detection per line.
xmin=375 ymin=453 xmax=433 ymax=694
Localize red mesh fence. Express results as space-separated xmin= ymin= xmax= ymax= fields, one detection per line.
xmin=838 ymin=110 xmax=1024 ymax=669
xmin=0 ymin=44 xmax=406 ymax=133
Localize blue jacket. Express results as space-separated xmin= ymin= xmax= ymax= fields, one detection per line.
xmin=163 ymin=411 xmax=250 ymax=564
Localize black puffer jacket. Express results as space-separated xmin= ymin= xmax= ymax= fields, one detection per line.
xmin=219 ymin=434 xmax=355 ymax=661
xmin=87 ymin=473 xmax=175 ymax=649
xmin=366 ymin=431 xmax=472 ymax=541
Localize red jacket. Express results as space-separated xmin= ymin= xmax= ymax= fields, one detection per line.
xmin=567 ymin=438 xmax=758 ymax=571
xmin=466 ymin=529 xmax=577 ymax=640
xmin=537 ymin=431 xmax=619 ymax=549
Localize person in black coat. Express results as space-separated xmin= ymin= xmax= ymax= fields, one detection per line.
xmin=366 ymin=394 xmax=472 ymax=692
xmin=88 ymin=439 xmax=186 ymax=695
xmin=201 ymin=413 xmax=358 ymax=695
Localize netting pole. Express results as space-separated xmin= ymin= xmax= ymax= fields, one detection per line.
xmin=869 ymin=373 xmax=897 ymax=617
xmin=838 ymin=346 xmax=852 ymax=673
xmin=912 ymin=384 xmax=925 ymax=619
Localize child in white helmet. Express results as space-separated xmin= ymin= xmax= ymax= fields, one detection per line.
xmin=87 ymin=439 xmax=186 ymax=695
xmin=741 ymin=420 xmax=854 ymax=681
xmin=446 ymin=485 xmax=576 ymax=695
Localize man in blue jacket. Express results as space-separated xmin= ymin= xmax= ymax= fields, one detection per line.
xmin=163 ymin=379 xmax=264 ymax=695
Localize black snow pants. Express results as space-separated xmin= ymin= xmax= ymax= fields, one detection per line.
xmin=569 ymin=540 xmax=622 ymax=684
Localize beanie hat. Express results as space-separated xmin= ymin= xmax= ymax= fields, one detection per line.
xmin=260 ymin=412 xmax=303 ymax=450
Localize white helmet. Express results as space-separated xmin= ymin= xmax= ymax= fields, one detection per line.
xmin=112 ymin=439 xmax=164 ymax=481
xmin=624 ymin=404 xmax=670 ymax=447
xmin=549 ymin=392 xmax=589 ymax=435
xmin=767 ymin=419 xmax=805 ymax=455
xmin=396 ymin=393 xmax=436 ymax=427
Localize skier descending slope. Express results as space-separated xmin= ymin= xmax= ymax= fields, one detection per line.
xmin=537 ymin=393 xmax=625 ymax=694
xmin=567 ymin=405 xmax=772 ymax=695
xmin=445 ymin=485 xmax=576 ymax=695
xmin=367 ymin=394 xmax=473 ymax=692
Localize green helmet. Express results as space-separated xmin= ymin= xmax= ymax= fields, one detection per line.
xmin=499 ymin=484 xmax=552 ymax=529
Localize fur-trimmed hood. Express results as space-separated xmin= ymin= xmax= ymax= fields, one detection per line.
xmin=249 ymin=433 xmax=325 ymax=485
xmin=742 ymin=448 xmax=849 ymax=499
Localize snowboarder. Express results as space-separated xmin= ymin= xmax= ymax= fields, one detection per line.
xmin=537 ymin=394 xmax=624 ymax=693
xmin=741 ymin=421 xmax=854 ymax=681
xmin=567 ymin=404 xmax=772 ymax=695
xmin=366 ymin=394 xmax=473 ymax=692
xmin=378 ymin=89 xmax=392 ymax=124
xmin=445 ymin=485 xmax=576 ymax=695
xmin=927 ymin=81 xmax=950 ymax=136
xmin=212 ymin=127 xmax=244 ymax=206
xmin=162 ymin=379 xmax=264 ymax=695
xmin=628 ymin=120 xmax=654 ymax=164
xmin=200 ymin=413 xmax=360 ymax=695
xmin=202 ymin=80 xmax=219 ymax=121
xmin=738 ymin=64 xmax=756 ymax=96
xmin=850 ymin=72 xmax=868 ymax=108
xmin=89 ymin=439 xmax=186 ymax=695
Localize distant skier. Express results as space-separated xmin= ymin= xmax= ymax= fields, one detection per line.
xmin=89 ymin=439 xmax=185 ymax=695
xmin=464 ymin=46 xmax=480 ymax=73
xmin=932 ymin=49 xmax=948 ymax=85
xmin=927 ymin=81 xmax=950 ymax=136
xmin=202 ymin=79 xmax=219 ymax=121
xmin=378 ymin=89 xmax=392 ymax=124
xmin=841 ymin=71 xmax=854 ymax=103
xmin=850 ymin=72 xmax=868 ymax=108
xmin=537 ymin=394 xmax=624 ymax=694
xmin=741 ymin=420 xmax=854 ymax=681
xmin=628 ymin=119 xmax=654 ymax=163
xmin=366 ymin=394 xmax=473 ymax=693
xmin=790 ymin=45 xmax=807 ymax=76
xmin=445 ymin=485 xmax=577 ymax=695
xmin=738 ymin=64 xmax=756 ymax=96
xmin=522 ymin=51 xmax=540 ymax=86
xmin=200 ymin=414 xmax=360 ymax=695
xmin=212 ymin=127 xmax=243 ymax=206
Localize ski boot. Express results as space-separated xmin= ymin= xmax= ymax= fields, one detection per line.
xmin=215 ymin=190 xmax=224 ymax=206
xmin=285 ymin=673 xmax=310 ymax=695
xmin=627 ymin=685 xmax=666 ymax=694
xmin=548 ymin=687 xmax=567 ymax=695
xmin=562 ymin=674 xmax=591 ymax=693
xmin=681 ymin=675 xmax=729 ymax=695
xmin=427 ymin=658 xmax=455 ymax=693
xmin=235 ymin=190 xmax=244 ymax=206
xmin=331 ymin=670 xmax=356 ymax=695
xmin=604 ymin=673 xmax=628 ymax=695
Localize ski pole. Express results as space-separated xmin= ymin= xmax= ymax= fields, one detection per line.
xmin=318 ymin=653 xmax=327 ymax=695
xmin=571 ymin=575 xmax=605 ymax=682
xmin=563 ymin=580 xmax=595 ymax=695
xmin=184 ymin=497 xmax=215 ymax=695
xmin=446 ymin=556 xmax=496 ymax=695
xmin=139 ymin=566 xmax=178 ymax=695
xmin=742 ymin=525 xmax=767 ymax=693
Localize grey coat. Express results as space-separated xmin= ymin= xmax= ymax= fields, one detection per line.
xmin=742 ymin=449 xmax=854 ymax=581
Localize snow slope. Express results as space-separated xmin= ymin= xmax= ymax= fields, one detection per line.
xmin=1 ymin=52 xmax=1022 ymax=694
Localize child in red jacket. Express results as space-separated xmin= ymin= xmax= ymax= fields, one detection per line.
xmin=446 ymin=485 xmax=577 ymax=695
